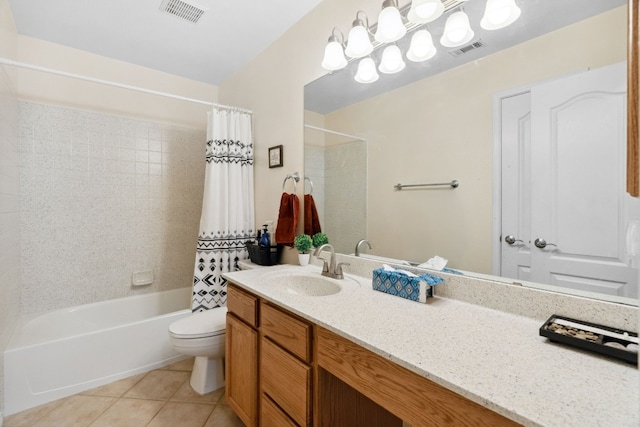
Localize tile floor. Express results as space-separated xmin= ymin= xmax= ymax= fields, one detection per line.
xmin=4 ymin=358 xmax=245 ymax=427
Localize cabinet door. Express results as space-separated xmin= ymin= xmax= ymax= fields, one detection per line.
xmin=261 ymin=337 xmax=312 ymax=426
xmin=226 ymin=313 xmax=258 ymax=427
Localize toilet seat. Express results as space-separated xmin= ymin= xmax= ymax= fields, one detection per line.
xmin=169 ymin=306 xmax=228 ymax=339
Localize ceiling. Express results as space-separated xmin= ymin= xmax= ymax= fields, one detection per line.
xmin=7 ymin=0 xmax=323 ymax=85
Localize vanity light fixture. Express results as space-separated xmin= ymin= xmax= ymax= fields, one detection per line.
xmin=345 ymin=11 xmax=374 ymax=58
xmin=440 ymin=10 xmax=475 ymax=47
xmin=325 ymin=0 xmax=522 ymax=82
xmin=378 ymin=45 xmax=406 ymax=74
xmin=480 ymin=0 xmax=521 ymax=30
xmin=321 ymin=28 xmax=347 ymax=71
xmin=374 ymin=0 xmax=407 ymax=43
xmin=407 ymin=0 xmax=444 ymax=24
xmin=406 ymin=29 xmax=437 ymax=62
xmin=355 ymin=57 xmax=380 ymax=83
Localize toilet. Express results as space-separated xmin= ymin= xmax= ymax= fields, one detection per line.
xmin=168 ymin=306 xmax=228 ymax=395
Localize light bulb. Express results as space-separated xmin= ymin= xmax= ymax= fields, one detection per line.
xmin=407 ymin=30 xmax=436 ymax=62
xmin=355 ymin=58 xmax=379 ymax=84
xmin=440 ymin=11 xmax=474 ymax=47
xmin=374 ymin=1 xmax=407 ymax=43
xmin=481 ymin=0 xmax=521 ymax=30
xmin=407 ymin=0 xmax=444 ymax=24
xmin=378 ymin=45 xmax=405 ymax=74
xmin=346 ymin=23 xmax=373 ymax=58
xmin=321 ymin=38 xmax=347 ymax=71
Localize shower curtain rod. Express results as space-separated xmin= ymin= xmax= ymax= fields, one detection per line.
xmin=304 ymin=124 xmax=365 ymax=141
xmin=0 ymin=57 xmax=252 ymax=114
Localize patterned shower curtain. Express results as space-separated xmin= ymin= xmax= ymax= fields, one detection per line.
xmin=192 ymin=107 xmax=255 ymax=312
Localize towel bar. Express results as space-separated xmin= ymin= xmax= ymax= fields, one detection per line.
xmin=394 ymin=180 xmax=459 ymax=190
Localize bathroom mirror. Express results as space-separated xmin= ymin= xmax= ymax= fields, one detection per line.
xmin=304 ymin=0 xmax=639 ymax=305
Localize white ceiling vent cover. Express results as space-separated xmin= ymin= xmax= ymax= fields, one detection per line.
xmin=159 ymin=0 xmax=206 ymax=24
xmin=449 ymin=41 xmax=486 ymax=57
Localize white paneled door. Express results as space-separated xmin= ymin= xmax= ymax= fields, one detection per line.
xmin=500 ymin=62 xmax=638 ymax=298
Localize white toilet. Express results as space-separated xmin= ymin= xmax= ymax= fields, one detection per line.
xmin=168 ymin=306 xmax=228 ymax=395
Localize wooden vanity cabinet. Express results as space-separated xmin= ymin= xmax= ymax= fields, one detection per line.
xmin=226 ymin=285 xmax=259 ymax=427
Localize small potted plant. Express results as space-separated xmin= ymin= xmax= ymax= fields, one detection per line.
xmin=294 ymin=234 xmax=313 ymax=266
xmin=312 ymin=232 xmax=329 ymax=248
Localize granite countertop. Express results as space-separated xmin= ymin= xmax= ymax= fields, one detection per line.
xmin=223 ymin=264 xmax=639 ymax=427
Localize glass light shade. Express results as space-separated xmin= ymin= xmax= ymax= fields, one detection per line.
xmin=346 ymin=24 xmax=373 ymax=58
xmin=407 ymin=0 xmax=444 ymax=24
xmin=321 ymin=39 xmax=347 ymax=71
xmin=378 ymin=45 xmax=406 ymax=74
xmin=440 ymin=10 xmax=475 ymax=48
xmin=406 ymin=30 xmax=436 ymax=62
xmin=481 ymin=0 xmax=521 ymax=30
xmin=374 ymin=3 xmax=407 ymax=43
xmin=354 ymin=57 xmax=379 ymax=83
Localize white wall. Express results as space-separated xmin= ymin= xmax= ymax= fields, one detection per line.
xmin=0 ymin=0 xmax=19 ymax=419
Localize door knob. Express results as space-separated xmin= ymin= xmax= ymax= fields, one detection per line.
xmin=504 ymin=235 xmax=524 ymax=245
xmin=534 ymin=238 xmax=557 ymax=249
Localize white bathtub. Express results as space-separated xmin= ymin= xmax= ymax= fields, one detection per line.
xmin=4 ymin=287 xmax=192 ymax=416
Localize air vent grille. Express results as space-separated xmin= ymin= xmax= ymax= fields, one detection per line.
xmin=159 ymin=0 xmax=206 ymax=24
xmin=449 ymin=41 xmax=486 ymax=57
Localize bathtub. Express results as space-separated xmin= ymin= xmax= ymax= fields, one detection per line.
xmin=4 ymin=287 xmax=192 ymax=416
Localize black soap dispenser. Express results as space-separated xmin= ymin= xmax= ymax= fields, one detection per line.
xmin=259 ymin=224 xmax=270 ymax=247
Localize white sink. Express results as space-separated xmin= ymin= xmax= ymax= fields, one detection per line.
xmin=265 ymin=272 xmax=342 ymax=297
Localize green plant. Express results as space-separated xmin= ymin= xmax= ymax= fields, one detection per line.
xmin=312 ymin=232 xmax=329 ymax=247
xmin=294 ymin=234 xmax=313 ymax=254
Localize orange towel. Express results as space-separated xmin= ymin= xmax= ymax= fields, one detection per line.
xmin=304 ymin=194 xmax=321 ymax=237
xmin=275 ymin=193 xmax=300 ymax=246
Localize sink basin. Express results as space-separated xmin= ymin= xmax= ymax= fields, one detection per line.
xmin=267 ymin=274 xmax=342 ymax=296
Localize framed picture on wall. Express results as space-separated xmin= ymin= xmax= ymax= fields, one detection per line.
xmin=269 ymin=145 xmax=283 ymax=168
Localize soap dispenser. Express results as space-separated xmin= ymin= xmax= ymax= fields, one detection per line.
xmin=259 ymin=224 xmax=270 ymax=247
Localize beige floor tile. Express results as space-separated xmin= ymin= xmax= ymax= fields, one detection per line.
xmin=170 ymin=382 xmax=225 ymax=404
xmin=4 ymin=398 xmax=67 ymax=427
xmin=204 ymin=405 xmax=245 ymax=427
xmin=146 ymin=402 xmax=214 ymax=427
xmin=123 ymin=370 xmax=190 ymax=401
xmin=89 ymin=398 xmax=164 ymax=427
xmin=80 ymin=373 xmax=147 ymax=397
xmin=162 ymin=357 xmax=194 ymax=371
xmin=32 ymin=395 xmax=114 ymax=427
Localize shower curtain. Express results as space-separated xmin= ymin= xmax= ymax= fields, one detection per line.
xmin=192 ymin=107 xmax=255 ymax=312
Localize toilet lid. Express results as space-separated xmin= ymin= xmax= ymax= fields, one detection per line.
xmin=169 ymin=306 xmax=228 ymax=338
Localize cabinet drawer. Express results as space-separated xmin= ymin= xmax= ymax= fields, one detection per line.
xmin=261 ymin=393 xmax=298 ymax=427
xmin=261 ymin=303 xmax=311 ymax=362
xmin=261 ymin=337 xmax=312 ymax=427
xmin=227 ymin=284 xmax=258 ymax=327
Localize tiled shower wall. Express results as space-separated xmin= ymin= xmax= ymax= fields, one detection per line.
xmin=19 ymin=102 xmax=205 ymax=313
xmin=324 ymin=140 xmax=367 ymax=254
xmin=0 ymin=68 xmax=21 ymax=418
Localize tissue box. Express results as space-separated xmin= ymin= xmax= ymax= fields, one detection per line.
xmin=372 ymin=268 xmax=443 ymax=303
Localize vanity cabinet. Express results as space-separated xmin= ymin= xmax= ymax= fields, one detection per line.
xmin=226 ymin=284 xmax=314 ymax=427
xmin=226 ymin=285 xmax=259 ymax=427
xmin=226 ymin=282 xmax=518 ymax=427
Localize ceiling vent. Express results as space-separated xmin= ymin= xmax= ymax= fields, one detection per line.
xmin=449 ymin=41 xmax=486 ymax=57
xmin=159 ymin=0 xmax=206 ymax=24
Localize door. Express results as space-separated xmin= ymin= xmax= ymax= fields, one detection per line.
xmin=501 ymin=62 xmax=638 ymax=297
xmin=226 ymin=314 xmax=258 ymax=427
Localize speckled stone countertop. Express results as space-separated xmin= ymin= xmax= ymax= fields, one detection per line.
xmin=223 ymin=263 xmax=639 ymax=427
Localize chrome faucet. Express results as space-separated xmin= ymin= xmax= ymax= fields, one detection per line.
xmin=314 ymin=244 xmax=349 ymax=279
xmin=355 ymin=239 xmax=372 ymax=256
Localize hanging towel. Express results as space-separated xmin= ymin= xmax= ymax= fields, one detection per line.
xmin=304 ymin=194 xmax=322 ymax=236
xmin=275 ymin=193 xmax=300 ymax=246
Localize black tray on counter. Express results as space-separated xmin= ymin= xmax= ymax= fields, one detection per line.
xmin=539 ymin=315 xmax=638 ymax=365
xmin=246 ymin=241 xmax=282 ymax=266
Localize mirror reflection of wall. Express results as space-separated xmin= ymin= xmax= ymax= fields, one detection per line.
xmin=304 ymin=111 xmax=367 ymax=254
xmin=304 ymin=4 xmax=636 ymax=304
